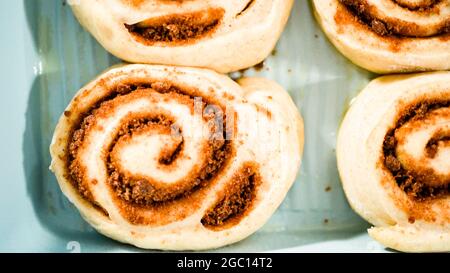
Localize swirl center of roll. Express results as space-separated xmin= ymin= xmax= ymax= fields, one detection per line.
xmin=111 ymin=125 xmax=183 ymax=179
xmin=382 ymin=99 xmax=450 ymax=199
xmin=395 ymin=107 xmax=450 ymax=187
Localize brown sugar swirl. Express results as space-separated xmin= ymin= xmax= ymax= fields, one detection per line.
xmin=382 ymin=99 xmax=450 ymax=200
xmin=64 ymin=78 xmax=260 ymax=227
xmin=314 ymin=0 xmax=450 ymax=73
xmin=125 ymin=8 xmax=225 ymax=45
xmin=70 ymin=0 xmax=294 ymax=73
xmin=339 ymin=0 xmax=450 ymax=37
xmin=201 ymin=163 xmax=261 ymax=230
xmin=337 ymin=72 xmax=450 ymax=252
xmin=58 ymin=66 xmax=270 ymax=229
xmin=50 ymin=64 xmax=304 ymax=250
xmin=393 ymin=0 xmax=442 ymax=10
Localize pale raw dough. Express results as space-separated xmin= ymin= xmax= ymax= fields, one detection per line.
xmin=70 ymin=0 xmax=293 ymax=73
xmin=313 ymin=0 xmax=450 ymax=73
xmin=50 ymin=64 xmax=304 ymax=250
xmin=337 ymin=72 xmax=450 ymax=252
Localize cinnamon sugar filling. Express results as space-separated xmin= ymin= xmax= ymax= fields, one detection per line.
xmin=393 ymin=0 xmax=442 ymax=11
xmin=201 ymin=163 xmax=261 ymax=229
xmin=66 ymin=80 xmax=233 ymax=211
xmin=382 ymin=99 xmax=450 ymax=200
xmin=425 ymin=129 xmax=450 ymax=158
xmin=125 ymin=8 xmax=224 ymax=44
xmin=339 ymin=0 xmax=450 ymax=37
xmin=107 ymin=115 xmax=229 ymax=204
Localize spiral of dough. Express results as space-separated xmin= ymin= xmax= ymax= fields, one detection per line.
xmin=313 ymin=0 xmax=450 ymax=73
xmin=50 ymin=64 xmax=304 ymax=250
xmin=338 ymin=71 xmax=450 ymax=252
xmin=70 ymin=0 xmax=293 ymax=73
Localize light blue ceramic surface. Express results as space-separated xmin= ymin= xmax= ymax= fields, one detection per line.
xmin=0 ymin=0 xmax=386 ymax=252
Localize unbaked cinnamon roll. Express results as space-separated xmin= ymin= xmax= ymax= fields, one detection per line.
xmin=313 ymin=0 xmax=450 ymax=73
xmin=50 ymin=64 xmax=304 ymax=250
xmin=337 ymin=72 xmax=450 ymax=252
xmin=69 ymin=0 xmax=293 ymax=73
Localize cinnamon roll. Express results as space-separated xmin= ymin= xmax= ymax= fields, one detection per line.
xmin=313 ymin=0 xmax=450 ymax=73
xmin=50 ymin=64 xmax=304 ymax=250
xmin=337 ymin=71 xmax=450 ymax=252
xmin=69 ymin=0 xmax=294 ymax=73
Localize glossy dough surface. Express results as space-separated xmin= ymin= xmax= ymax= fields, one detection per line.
xmin=313 ymin=0 xmax=450 ymax=73
xmin=50 ymin=64 xmax=304 ymax=250
xmin=70 ymin=0 xmax=294 ymax=73
xmin=338 ymin=72 xmax=450 ymax=252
